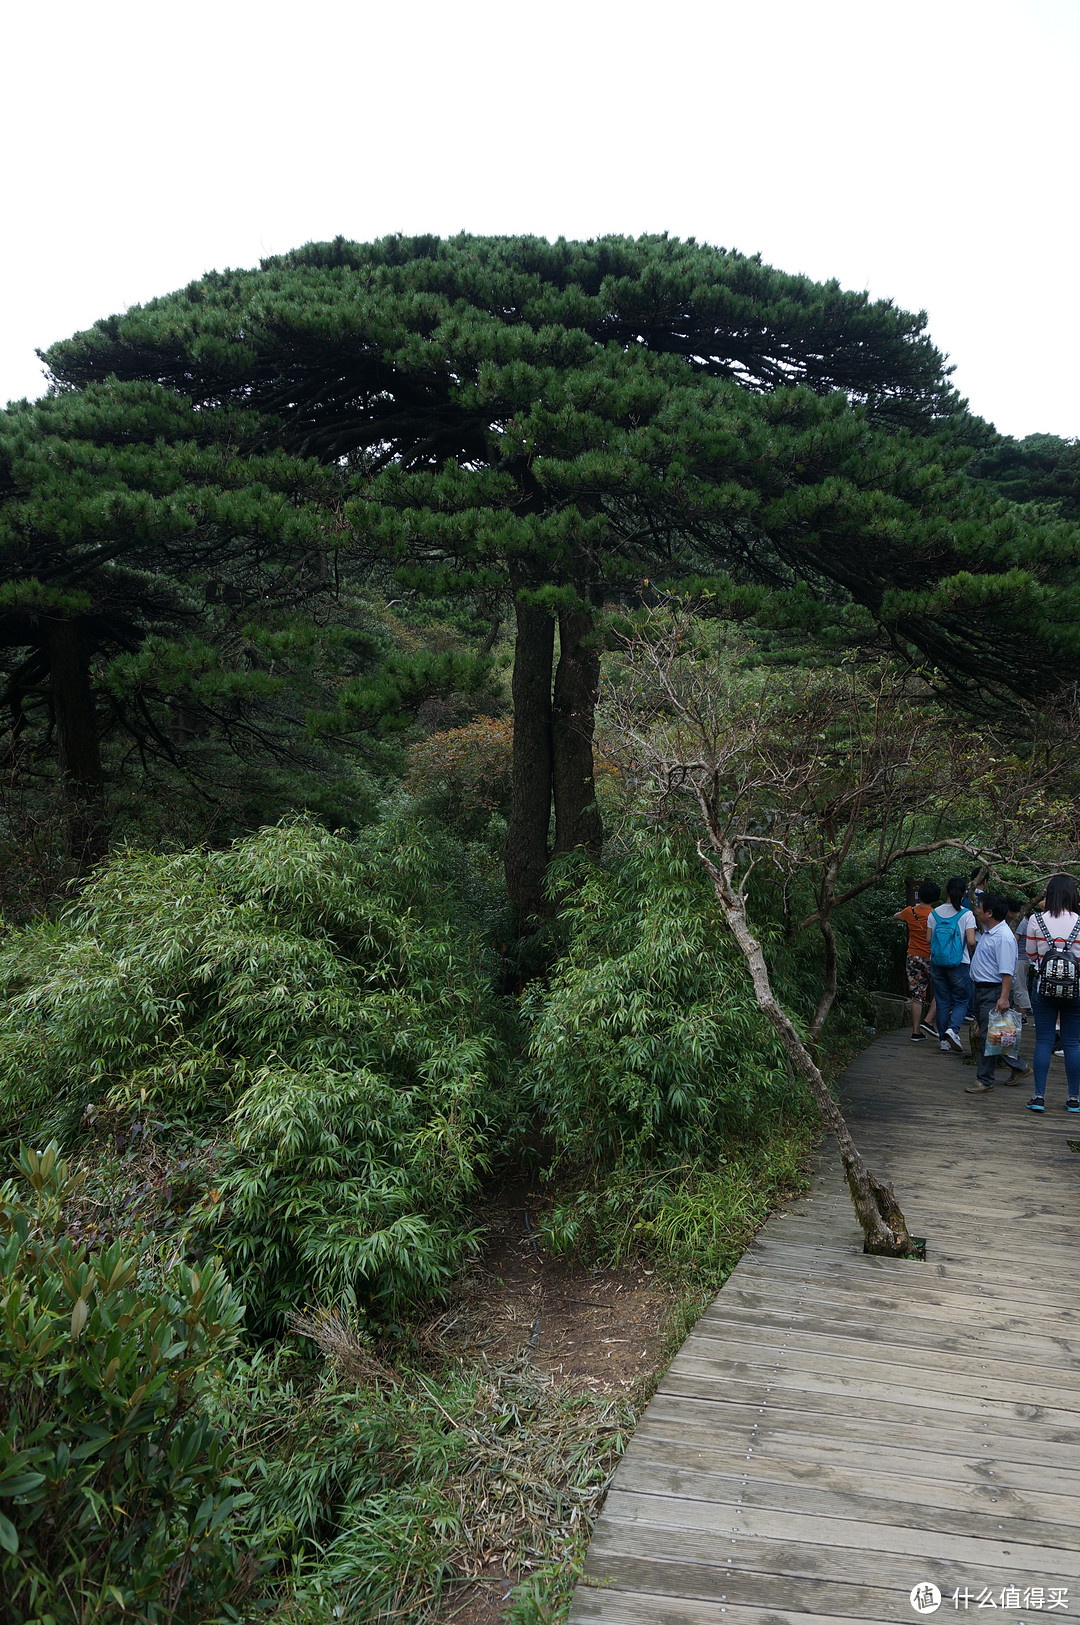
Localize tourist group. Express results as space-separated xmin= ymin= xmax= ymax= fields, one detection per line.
xmin=894 ymin=872 xmax=1080 ymax=1112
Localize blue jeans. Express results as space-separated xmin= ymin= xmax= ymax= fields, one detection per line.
xmin=931 ymin=962 xmax=971 ymax=1037
xmin=1031 ymin=984 xmax=1080 ymax=1100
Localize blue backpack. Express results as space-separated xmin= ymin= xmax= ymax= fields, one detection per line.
xmin=930 ymin=907 xmax=965 ymax=967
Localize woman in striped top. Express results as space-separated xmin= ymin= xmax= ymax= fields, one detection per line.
xmin=1025 ymin=873 xmax=1080 ymax=1112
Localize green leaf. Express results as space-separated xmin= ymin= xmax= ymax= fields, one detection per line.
xmin=0 ymin=1472 xmax=46 ymax=1497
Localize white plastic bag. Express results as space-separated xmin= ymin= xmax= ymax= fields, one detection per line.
xmin=985 ymin=1008 xmax=1021 ymax=1055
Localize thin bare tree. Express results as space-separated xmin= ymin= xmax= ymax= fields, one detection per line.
xmin=603 ymin=604 xmax=1018 ymax=1255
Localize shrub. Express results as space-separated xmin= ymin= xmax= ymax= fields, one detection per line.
xmin=0 ymin=816 xmax=515 ymax=1329
xmin=0 ymin=1144 xmax=260 ymax=1624
xmin=529 ymin=835 xmax=793 ymax=1169
xmin=540 ymin=1142 xmax=814 ymax=1276
xmin=189 ymin=1061 xmax=490 ymax=1331
xmin=405 ymin=717 xmax=513 ymax=836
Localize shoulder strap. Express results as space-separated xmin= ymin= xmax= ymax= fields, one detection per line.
xmin=1033 ymin=912 xmax=1080 ymax=956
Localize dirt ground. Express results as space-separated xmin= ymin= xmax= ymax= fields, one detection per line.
xmin=430 ymin=1186 xmax=680 ymax=1625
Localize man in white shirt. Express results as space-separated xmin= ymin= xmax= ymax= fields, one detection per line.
xmin=964 ymin=894 xmax=1017 ymax=1095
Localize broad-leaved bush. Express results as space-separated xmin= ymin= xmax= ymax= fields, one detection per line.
xmin=405 ymin=716 xmax=513 ymax=837
xmin=0 ymin=1144 xmax=260 ymax=1624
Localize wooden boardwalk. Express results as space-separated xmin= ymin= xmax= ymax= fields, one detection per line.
xmin=569 ymin=1028 xmax=1080 ymax=1624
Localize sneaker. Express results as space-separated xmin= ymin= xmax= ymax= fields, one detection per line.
xmin=946 ymin=1028 xmax=964 ymax=1053
xmin=1027 ymin=1097 xmax=1046 ymax=1112
xmin=920 ymin=1022 xmax=938 ymax=1038
xmin=1068 ymin=1098 xmax=1080 ymax=1113
xmin=964 ymin=1081 xmax=993 ymax=1093
xmin=939 ymin=1040 xmax=951 ymax=1053
xmin=909 ymin=1032 xmax=926 ymax=1043
xmin=1053 ymin=1048 xmax=1065 ymax=1060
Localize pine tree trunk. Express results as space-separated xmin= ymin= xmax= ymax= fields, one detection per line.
xmin=504 ymin=592 xmax=555 ymax=930
xmin=552 ymin=605 xmax=603 ymax=858
xmin=697 ymin=838 xmax=915 ymax=1257
xmin=45 ymin=620 xmax=104 ymax=865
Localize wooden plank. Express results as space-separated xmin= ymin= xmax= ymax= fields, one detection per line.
xmin=570 ymin=1574 xmax=1062 ymax=1625
xmin=635 ymin=1393 xmax=1080 ymax=1489
xmin=710 ymin=1276 xmax=1075 ymax=1329
xmin=569 ymin=1591 xmax=870 ymax=1625
xmin=575 ymin=1553 xmax=909 ymax=1622
xmin=711 ymin=1274 xmax=1080 ymax=1335
xmin=738 ymin=1239 xmax=1080 ymax=1299
xmin=641 ymin=1387 xmax=1080 ymax=1464
xmin=617 ymin=1443 xmax=1080 ymax=1544
xmin=656 ymin=1371 xmax=1080 ymax=1436
xmin=694 ymin=1306 xmax=1080 ymax=1372
xmin=591 ymin=1534 xmax=1039 ymax=1612
xmin=766 ymin=1222 xmax=1080 ymax=1260
xmin=568 ymin=1589 xmax=1020 ymax=1625
xmin=664 ymin=1339 xmax=1080 ymax=1410
xmin=599 ymin=1486 xmax=1080 ymax=1576
xmin=728 ymin=1260 xmax=1080 ymax=1320
xmin=742 ymin=1230 xmax=1080 ymax=1275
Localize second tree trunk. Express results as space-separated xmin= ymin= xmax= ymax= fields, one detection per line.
xmin=552 ymin=605 xmax=602 ymax=858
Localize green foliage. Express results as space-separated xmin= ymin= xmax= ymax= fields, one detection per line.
xmin=968 ymin=432 xmax=1080 ymax=523
xmin=205 ymin=1343 xmax=632 ymax=1624
xmin=48 ymin=234 xmax=963 ymax=429
xmin=529 ymin=836 xmax=792 ymax=1169
xmin=0 ymin=816 xmax=515 ymax=1331
xmin=214 ymin=1350 xmax=463 ymax=1622
xmin=541 ymin=1140 xmax=814 ymax=1280
xmin=43 ymin=232 xmax=1080 ymax=712
xmin=0 ymin=382 xmax=504 ymax=896
xmin=311 ymin=648 xmax=501 ymax=738
xmin=22 ymin=232 xmax=1080 ymax=928
xmin=0 ymin=1144 xmax=260 ymax=1624
xmin=0 ymin=384 xmax=354 ymax=793
xmin=406 ymin=715 xmax=514 ymax=837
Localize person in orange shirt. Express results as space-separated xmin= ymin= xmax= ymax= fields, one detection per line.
xmin=894 ymin=880 xmax=939 ymax=1042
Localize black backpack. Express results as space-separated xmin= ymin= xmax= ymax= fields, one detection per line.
xmin=1035 ymin=912 xmax=1080 ymax=1002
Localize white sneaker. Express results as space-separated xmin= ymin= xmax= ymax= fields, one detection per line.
xmin=939 ymin=1040 xmax=951 ymax=1052
xmin=946 ymin=1028 xmax=964 ymax=1053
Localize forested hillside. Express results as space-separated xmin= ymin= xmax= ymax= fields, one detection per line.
xmin=2 ymin=234 xmax=1078 ymax=1624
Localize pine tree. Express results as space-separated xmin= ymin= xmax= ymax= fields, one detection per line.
xmin=968 ymin=432 xmax=1080 ymax=521
xmin=41 ymin=235 xmax=1080 ymax=923
xmin=0 ymin=381 xmax=493 ymax=877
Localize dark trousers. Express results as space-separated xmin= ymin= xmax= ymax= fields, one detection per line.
xmin=972 ymin=980 xmax=1003 ymax=1086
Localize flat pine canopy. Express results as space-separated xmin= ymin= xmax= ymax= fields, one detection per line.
xmin=40 ymin=233 xmax=1080 ymax=703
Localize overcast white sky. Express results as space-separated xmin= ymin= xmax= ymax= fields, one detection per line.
xmin=4 ymin=0 xmax=1078 ymax=438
